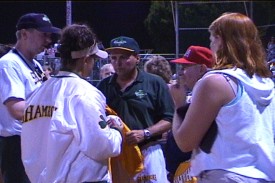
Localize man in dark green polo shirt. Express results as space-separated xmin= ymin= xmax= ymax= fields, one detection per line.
xmin=97 ymin=36 xmax=174 ymax=183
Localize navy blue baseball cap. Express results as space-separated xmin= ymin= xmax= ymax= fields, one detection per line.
xmin=16 ymin=13 xmax=61 ymax=34
xmin=106 ymin=36 xmax=140 ymax=54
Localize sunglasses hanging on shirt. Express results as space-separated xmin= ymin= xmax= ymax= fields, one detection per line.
xmin=12 ymin=48 xmax=48 ymax=83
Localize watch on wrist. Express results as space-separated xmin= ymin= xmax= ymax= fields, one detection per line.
xmin=143 ymin=129 xmax=151 ymax=140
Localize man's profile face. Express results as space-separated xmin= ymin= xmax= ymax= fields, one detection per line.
xmin=178 ymin=64 xmax=203 ymax=90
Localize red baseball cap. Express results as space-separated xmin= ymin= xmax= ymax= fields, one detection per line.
xmin=170 ymin=46 xmax=214 ymax=68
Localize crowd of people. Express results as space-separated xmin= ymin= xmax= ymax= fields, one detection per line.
xmin=0 ymin=11 xmax=274 ymax=183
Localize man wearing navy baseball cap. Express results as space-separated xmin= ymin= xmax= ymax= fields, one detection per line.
xmin=106 ymin=36 xmax=140 ymax=54
xmin=16 ymin=13 xmax=61 ymax=33
xmin=0 ymin=13 xmax=60 ymax=183
xmin=97 ymin=36 xmax=174 ymax=182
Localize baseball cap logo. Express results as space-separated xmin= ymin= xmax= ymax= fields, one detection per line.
xmin=113 ymin=38 xmax=127 ymax=46
xmin=184 ymin=49 xmax=191 ymax=58
xmin=42 ymin=15 xmax=51 ymax=23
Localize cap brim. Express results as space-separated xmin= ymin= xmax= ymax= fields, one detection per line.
xmin=90 ymin=44 xmax=108 ymax=59
xmin=170 ymin=58 xmax=196 ymax=65
xmin=37 ymin=26 xmax=61 ymax=34
xmin=94 ymin=49 xmax=108 ymax=59
xmin=105 ymin=47 xmax=134 ymax=53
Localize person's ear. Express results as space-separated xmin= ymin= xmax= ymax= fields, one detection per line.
xmin=135 ymin=55 xmax=140 ymax=65
xmin=21 ymin=29 xmax=29 ymax=40
xmin=83 ymin=56 xmax=90 ymax=63
xmin=83 ymin=56 xmax=96 ymax=65
xmin=200 ymin=64 xmax=207 ymax=73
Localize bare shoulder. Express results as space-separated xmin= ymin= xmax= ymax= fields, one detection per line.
xmin=196 ymin=73 xmax=227 ymax=92
xmin=193 ymin=73 xmax=233 ymax=106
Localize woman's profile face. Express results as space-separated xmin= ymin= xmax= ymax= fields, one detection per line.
xmin=210 ymin=33 xmax=222 ymax=54
xmin=82 ymin=56 xmax=95 ymax=78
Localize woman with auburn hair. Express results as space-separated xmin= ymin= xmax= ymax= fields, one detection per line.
xmin=172 ymin=12 xmax=275 ymax=182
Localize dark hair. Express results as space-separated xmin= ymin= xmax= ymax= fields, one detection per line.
xmin=57 ymin=24 xmax=96 ymax=70
xmin=0 ymin=44 xmax=12 ymax=58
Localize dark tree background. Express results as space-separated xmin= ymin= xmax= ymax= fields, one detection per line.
xmin=144 ymin=1 xmax=275 ymax=54
xmin=0 ymin=1 xmax=274 ymax=56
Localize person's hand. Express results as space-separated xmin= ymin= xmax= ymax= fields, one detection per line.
xmin=106 ymin=115 xmax=124 ymax=132
xmin=170 ymin=82 xmax=187 ymax=108
xmin=125 ymin=130 xmax=145 ymax=145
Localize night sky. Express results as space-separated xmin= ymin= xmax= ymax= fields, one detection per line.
xmin=0 ymin=1 xmax=152 ymax=50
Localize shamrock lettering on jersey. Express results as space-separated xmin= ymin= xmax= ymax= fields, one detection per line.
xmin=23 ymin=105 xmax=57 ymax=123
